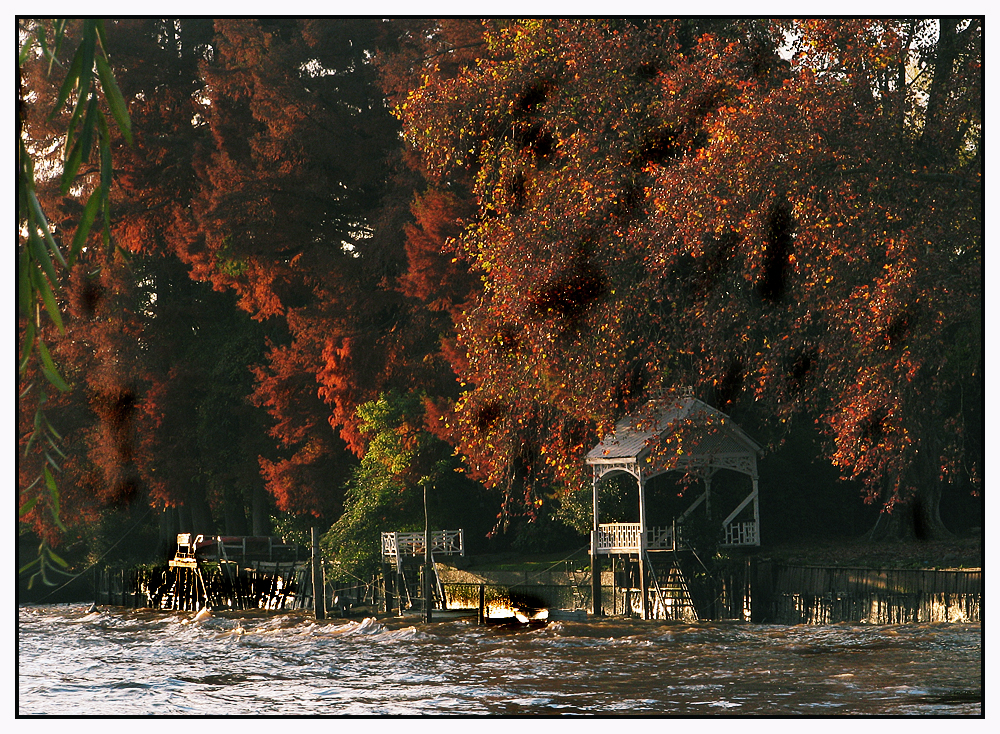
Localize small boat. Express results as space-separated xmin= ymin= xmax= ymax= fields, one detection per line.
xmin=485 ymin=608 xmax=549 ymax=630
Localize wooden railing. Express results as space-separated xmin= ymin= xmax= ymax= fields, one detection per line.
xmin=381 ymin=529 xmax=465 ymax=560
xmin=646 ymin=526 xmax=677 ymax=550
xmin=595 ymin=524 xmax=678 ymax=553
xmin=595 ymin=520 xmax=759 ymax=553
xmin=594 ymin=523 xmax=643 ymax=553
xmin=723 ymin=520 xmax=758 ymax=546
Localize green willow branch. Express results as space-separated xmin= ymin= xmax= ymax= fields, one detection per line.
xmin=18 ymin=19 xmax=132 ymax=586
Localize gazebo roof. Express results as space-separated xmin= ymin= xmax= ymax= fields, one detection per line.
xmin=585 ymin=391 xmax=762 ymax=478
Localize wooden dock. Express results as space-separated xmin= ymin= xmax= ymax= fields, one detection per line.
xmin=94 ymin=534 xmax=323 ymax=613
xmin=94 ymin=560 xmax=315 ymax=612
xmin=435 ymin=557 xmax=981 ymax=625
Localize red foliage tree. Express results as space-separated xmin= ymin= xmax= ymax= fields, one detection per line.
xmin=20 ymin=20 xmax=284 ymax=549
xmin=390 ymin=18 xmax=981 ymax=537
xmin=173 ymin=19 xmax=437 ymax=517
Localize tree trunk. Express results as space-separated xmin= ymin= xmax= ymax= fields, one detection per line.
xmin=223 ymin=488 xmax=248 ymax=536
xmin=869 ymin=481 xmax=954 ymax=542
xmin=157 ymin=506 xmax=180 ymax=558
xmin=188 ymin=492 xmax=216 ymax=539
xmin=251 ymin=483 xmax=268 ymax=537
xmin=911 ymin=480 xmax=953 ymax=540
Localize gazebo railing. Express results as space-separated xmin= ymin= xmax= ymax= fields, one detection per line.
xmin=596 ymin=520 xmax=759 ymax=552
xmin=381 ymin=529 xmax=464 ymax=561
xmin=594 ymin=523 xmax=680 ymax=553
xmin=594 ymin=523 xmax=642 ymax=553
xmin=646 ymin=525 xmax=677 ymax=550
xmin=723 ymin=520 xmax=758 ymax=546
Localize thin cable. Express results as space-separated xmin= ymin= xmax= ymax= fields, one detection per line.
xmin=527 ymin=544 xmax=590 ymax=582
xmin=33 ymin=504 xmax=154 ymax=603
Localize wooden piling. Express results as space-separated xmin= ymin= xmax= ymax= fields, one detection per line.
xmin=638 ymin=553 xmax=648 ymax=620
xmin=396 ymin=567 xmax=405 ymax=617
xmin=590 ymin=532 xmax=602 ymax=616
xmin=423 ymin=480 xmax=432 ymax=624
xmin=311 ymin=527 xmax=326 ymax=620
xmin=381 ymin=562 xmax=394 ymax=614
xmin=478 ymin=583 xmax=486 ymax=625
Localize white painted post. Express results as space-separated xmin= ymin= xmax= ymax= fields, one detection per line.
xmin=638 ymin=468 xmax=648 ymax=620
xmin=591 ymin=468 xmax=602 ymax=615
xmin=752 ymin=474 xmax=760 ymax=546
xmin=638 ymin=468 xmax=647 ymax=542
xmin=592 ymin=467 xmax=600 ymax=534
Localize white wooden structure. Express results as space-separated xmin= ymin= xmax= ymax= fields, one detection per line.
xmin=380 ymin=529 xmax=464 ymax=615
xmin=380 ymin=529 xmax=464 ymax=562
xmin=585 ymin=388 xmax=762 ymax=618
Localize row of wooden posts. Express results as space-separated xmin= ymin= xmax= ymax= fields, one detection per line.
xmin=94 ymin=526 xmax=981 ymax=625
xmin=95 ymin=562 xmax=981 ymax=625
xmin=95 ymin=562 xmax=313 ymax=612
xmin=95 ymin=564 xmax=494 ymax=625
xmin=94 ymin=527 xmax=483 ymax=621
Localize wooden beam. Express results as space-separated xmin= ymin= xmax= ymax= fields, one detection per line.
xmin=591 ymin=469 xmax=602 ymax=616
xmin=591 ymin=531 xmax=602 ymax=616
xmin=638 ymin=469 xmax=648 ymax=620
xmin=311 ymin=527 xmax=326 ymax=621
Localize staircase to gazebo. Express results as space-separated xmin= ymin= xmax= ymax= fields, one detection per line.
xmin=585 ymin=388 xmax=764 ymax=620
xmin=613 ymin=553 xmax=699 ymax=621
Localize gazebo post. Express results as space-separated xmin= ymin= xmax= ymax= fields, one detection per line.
xmin=638 ymin=468 xmax=648 ymax=620
xmin=591 ymin=468 xmax=602 ymax=616
xmin=704 ymin=472 xmax=713 ymax=519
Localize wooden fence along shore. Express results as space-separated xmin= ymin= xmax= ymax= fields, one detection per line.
xmin=750 ymin=562 xmax=981 ymax=624
xmin=94 ymin=561 xmax=319 ymax=612
xmin=434 ymin=559 xmax=980 ymax=625
xmin=94 ymin=546 xmax=981 ymax=625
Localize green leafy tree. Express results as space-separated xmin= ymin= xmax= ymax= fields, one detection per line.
xmin=322 ymin=392 xmax=496 ymax=579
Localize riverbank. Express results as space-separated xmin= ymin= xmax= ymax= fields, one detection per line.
xmin=755 ymin=536 xmax=982 ymax=570
xmin=450 ymin=535 xmax=983 ymax=575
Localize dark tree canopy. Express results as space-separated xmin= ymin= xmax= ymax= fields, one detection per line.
xmin=18 ymin=18 xmax=981 ymax=569
xmin=390 ymin=18 xmax=981 ymax=537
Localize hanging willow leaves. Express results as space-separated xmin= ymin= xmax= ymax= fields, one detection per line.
xmin=18 ymin=18 xmax=132 ymax=584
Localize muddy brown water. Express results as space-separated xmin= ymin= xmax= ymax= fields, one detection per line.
xmin=18 ymin=604 xmax=981 ymax=715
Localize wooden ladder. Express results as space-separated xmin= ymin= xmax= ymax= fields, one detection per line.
xmin=646 ymin=553 xmax=699 ymax=621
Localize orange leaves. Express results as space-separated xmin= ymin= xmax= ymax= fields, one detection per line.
xmin=382 ymin=17 xmax=982 ymax=526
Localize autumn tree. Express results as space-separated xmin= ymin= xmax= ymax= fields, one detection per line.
xmin=390 ymin=18 xmax=981 ymax=540
xmin=171 ymin=19 xmax=466 ymax=521
xmin=20 ymin=19 xmax=291 ymax=559
xmin=18 ymin=18 xmax=141 ymax=579
xmin=638 ymin=18 xmax=982 ymax=539
xmin=390 ymin=19 xmax=775 ymax=525
xmin=21 ymin=18 xmax=480 ymax=563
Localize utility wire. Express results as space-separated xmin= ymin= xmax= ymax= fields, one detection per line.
xmin=32 ymin=505 xmax=154 ymax=603
xmin=527 ymin=544 xmax=590 ymax=582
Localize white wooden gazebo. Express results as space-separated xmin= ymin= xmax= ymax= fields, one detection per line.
xmin=585 ymin=387 xmax=763 ymax=618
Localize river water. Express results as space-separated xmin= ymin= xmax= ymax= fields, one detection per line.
xmin=18 ymin=604 xmax=981 ymax=716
